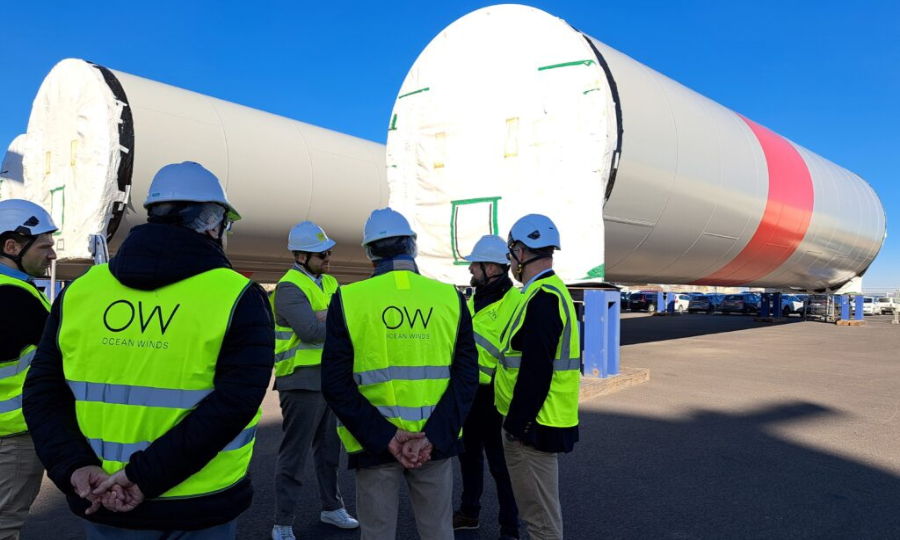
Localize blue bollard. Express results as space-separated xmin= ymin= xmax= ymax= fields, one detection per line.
xmin=656 ymin=291 xmax=664 ymax=313
xmin=855 ymin=295 xmax=864 ymax=321
xmin=840 ymin=295 xmax=850 ymax=320
xmin=666 ymin=292 xmax=675 ymax=314
xmin=773 ymin=292 xmax=783 ymax=318
xmin=583 ymin=290 xmax=621 ymax=378
xmin=761 ymin=293 xmax=771 ymax=318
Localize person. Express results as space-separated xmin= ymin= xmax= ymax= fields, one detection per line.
xmin=495 ymin=215 xmax=580 ymax=540
xmin=321 ymin=208 xmax=478 ymax=540
xmin=453 ymin=235 xmax=522 ymax=539
xmin=23 ymin=162 xmax=275 ymax=539
xmin=271 ymin=221 xmax=358 ymax=540
xmin=0 ymin=199 xmax=57 ymax=539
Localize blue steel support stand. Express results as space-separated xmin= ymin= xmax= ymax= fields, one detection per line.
xmin=760 ymin=293 xmax=771 ymax=318
xmin=583 ymin=290 xmax=621 ymax=379
xmin=840 ymin=295 xmax=850 ymax=320
xmin=656 ymin=291 xmax=665 ymax=313
xmin=666 ymin=292 xmax=675 ymax=314
xmin=855 ymin=295 xmax=864 ymax=321
xmin=773 ymin=292 xmax=783 ymax=318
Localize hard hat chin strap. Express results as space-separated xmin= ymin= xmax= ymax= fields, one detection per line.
xmin=0 ymin=236 xmax=38 ymax=273
xmin=510 ymin=249 xmax=551 ymax=279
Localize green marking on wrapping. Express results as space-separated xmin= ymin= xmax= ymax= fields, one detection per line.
xmin=583 ymin=88 xmax=601 ymax=95
xmin=398 ymin=87 xmax=430 ymax=99
xmin=581 ymin=264 xmax=605 ymax=280
xmin=450 ymin=197 xmax=502 ymax=266
xmin=388 ymin=114 xmax=398 ymax=131
xmin=538 ymin=59 xmax=595 ymax=71
xmin=49 ymin=186 xmax=65 ymax=236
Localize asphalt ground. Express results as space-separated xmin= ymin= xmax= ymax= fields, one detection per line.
xmin=21 ymin=312 xmax=900 ymax=539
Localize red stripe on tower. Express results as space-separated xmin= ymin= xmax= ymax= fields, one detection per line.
xmin=693 ymin=115 xmax=814 ymax=286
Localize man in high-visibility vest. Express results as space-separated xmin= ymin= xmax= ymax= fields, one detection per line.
xmin=453 ymin=235 xmax=522 ymax=539
xmin=23 ymin=162 xmax=275 ymax=539
xmin=0 ymin=199 xmax=57 ymax=540
xmin=496 ymin=214 xmax=580 ymax=540
xmin=271 ymin=221 xmax=358 ymax=540
xmin=322 ymin=208 xmax=478 ymax=540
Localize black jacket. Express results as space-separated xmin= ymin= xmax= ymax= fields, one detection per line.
xmin=22 ymin=223 xmax=275 ymax=530
xmin=321 ymin=258 xmax=479 ymax=469
xmin=0 ymin=278 xmax=48 ymax=364
xmin=503 ymin=271 xmax=579 ymax=453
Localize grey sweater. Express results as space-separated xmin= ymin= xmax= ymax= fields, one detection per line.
xmin=273 ymin=264 xmax=330 ymax=391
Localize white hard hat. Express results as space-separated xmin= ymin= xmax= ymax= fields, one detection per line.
xmin=287 ymin=221 xmax=336 ymax=252
xmin=362 ymin=207 xmax=416 ymax=246
xmin=464 ymin=235 xmax=509 ymax=265
xmin=508 ymin=214 xmax=561 ymax=250
xmin=143 ymin=162 xmax=241 ymax=221
xmin=0 ymin=199 xmax=58 ymax=236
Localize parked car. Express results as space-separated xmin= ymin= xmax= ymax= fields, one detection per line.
xmin=781 ymin=294 xmax=805 ymax=317
xmin=875 ymin=297 xmax=898 ymax=314
xmin=668 ymin=294 xmax=692 ymax=314
xmin=720 ymin=293 xmax=762 ymax=315
xmin=862 ymin=296 xmax=877 ymax=315
xmin=629 ymin=292 xmax=660 ymax=312
xmin=688 ymin=294 xmax=725 ymax=314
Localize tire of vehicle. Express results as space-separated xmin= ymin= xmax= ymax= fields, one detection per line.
xmin=783 ymin=306 xmax=792 ymax=317
xmin=707 ymin=306 xmax=714 ymax=315
xmin=677 ymin=305 xmax=685 ymax=314
xmin=648 ymin=303 xmax=657 ymax=314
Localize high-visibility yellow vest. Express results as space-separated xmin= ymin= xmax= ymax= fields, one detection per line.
xmin=495 ymin=273 xmax=581 ymax=428
xmin=468 ymin=286 xmax=523 ymax=385
xmin=337 ymin=270 xmax=461 ymax=454
xmin=58 ymin=264 xmax=261 ymax=499
xmin=270 ymin=269 xmax=338 ymax=376
xmin=0 ymin=274 xmax=50 ymax=437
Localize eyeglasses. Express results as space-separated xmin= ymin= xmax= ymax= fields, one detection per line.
xmin=313 ymin=250 xmax=333 ymax=259
xmin=222 ymin=219 xmax=235 ymax=237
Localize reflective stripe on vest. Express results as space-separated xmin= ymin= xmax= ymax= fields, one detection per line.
xmin=0 ymin=275 xmax=50 ymax=437
xmin=270 ymin=270 xmax=338 ymax=376
xmin=469 ymin=287 xmax=523 ymax=385
xmin=494 ymin=274 xmax=580 ymax=428
xmin=337 ymin=270 xmax=461 ymax=454
xmin=59 ymin=264 xmax=259 ymax=499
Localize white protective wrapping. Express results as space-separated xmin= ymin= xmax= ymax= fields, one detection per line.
xmin=0 ymin=135 xmax=30 ymax=201
xmin=387 ymin=6 xmax=618 ymax=284
xmin=23 ymin=59 xmax=127 ymax=259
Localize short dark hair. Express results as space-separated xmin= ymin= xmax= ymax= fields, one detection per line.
xmin=368 ymin=236 xmax=415 ymax=260
xmin=0 ymin=231 xmax=30 ymax=255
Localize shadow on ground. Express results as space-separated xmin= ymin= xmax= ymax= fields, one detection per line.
xmin=620 ymin=312 xmax=806 ymax=346
xmin=22 ymin=399 xmax=900 ymax=539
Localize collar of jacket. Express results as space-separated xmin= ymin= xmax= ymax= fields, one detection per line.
xmin=372 ymin=255 xmax=419 ymax=277
xmin=473 ymin=275 xmax=513 ymax=313
xmin=108 ymin=223 xmax=232 ymax=291
xmin=0 ymin=262 xmax=32 ymax=282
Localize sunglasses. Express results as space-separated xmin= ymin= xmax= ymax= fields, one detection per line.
xmin=313 ymin=250 xmax=333 ymax=259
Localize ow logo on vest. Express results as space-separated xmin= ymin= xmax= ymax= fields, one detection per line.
xmin=382 ymin=305 xmax=432 ymax=340
xmin=100 ymin=300 xmax=180 ymax=349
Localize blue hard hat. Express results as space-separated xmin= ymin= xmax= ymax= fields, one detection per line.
xmin=508 ymin=214 xmax=561 ymax=250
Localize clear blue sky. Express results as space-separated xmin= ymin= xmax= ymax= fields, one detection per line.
xmin=3 ymin=1 xmax=897 ymax=289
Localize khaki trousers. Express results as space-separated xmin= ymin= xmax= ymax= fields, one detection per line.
xmin=0 ymin=434 xmax=44 ymax=540
xmin=502 ymin=430 xmax=563 ymax=540
xmin=355 ymin=458 xmax=453 ymax=540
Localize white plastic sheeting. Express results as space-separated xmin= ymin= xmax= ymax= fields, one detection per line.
xmin=0 ymin=135 xmax=29 ymax=201
xmin=387 ymin=7 xmax=618 ymax=284
xmin=387 ymin=5 xmax=885 ymax=291
xmin=23 ymin=59 xmax=387 ymax=282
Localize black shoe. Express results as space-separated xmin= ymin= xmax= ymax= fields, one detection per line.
xmin=452 ymin=511 xmax=479 ymax=530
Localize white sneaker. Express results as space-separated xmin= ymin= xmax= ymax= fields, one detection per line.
xmin=272 ymin=524 xmax=296 ymax=540
xmin=320 ymin=508 xmax=360 ymax=529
